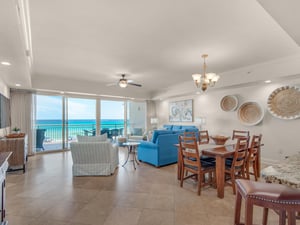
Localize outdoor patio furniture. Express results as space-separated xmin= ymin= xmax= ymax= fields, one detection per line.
xmin=36 ymin=129 xmax=46 ymax=150
xmin=84 ymin=129 xmax=96 ymax=136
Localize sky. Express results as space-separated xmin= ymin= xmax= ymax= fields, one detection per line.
xmin=36 ymin=95 xmax=124 ymax=120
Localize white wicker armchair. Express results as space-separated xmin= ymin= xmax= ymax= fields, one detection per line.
xmin=70 ymin=141 xmax=119 ymax=176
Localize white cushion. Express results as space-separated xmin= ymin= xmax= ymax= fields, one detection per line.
xmin=77 ymin=133 xmax=107 ymax=142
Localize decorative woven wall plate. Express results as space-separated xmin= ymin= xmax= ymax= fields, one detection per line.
xmin=267 ymin=86 xmax=300 ymax=120
xmin=220 ymin=95 xmax=238 ymax=112
xmin=237 ymin=101 xmax=264 ymax=126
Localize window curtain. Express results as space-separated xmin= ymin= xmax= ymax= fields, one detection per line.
xmin=10 ymin=90 xmax=36 ymax=155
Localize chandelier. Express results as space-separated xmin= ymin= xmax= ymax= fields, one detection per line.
xmin=192 ymin=54 xmax=220 ymax=91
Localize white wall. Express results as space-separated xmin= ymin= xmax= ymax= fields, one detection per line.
xmin=0 ymin=77 xmax=10 ymax=137
xmin=155 ymin=78 xmax=300 ymax=163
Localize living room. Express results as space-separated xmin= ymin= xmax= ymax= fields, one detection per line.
xmin=1 ymin=1 xmax=300 ymax=224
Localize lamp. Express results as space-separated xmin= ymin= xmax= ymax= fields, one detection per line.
xmin=150 ymin=117 xmax=158 ymax=129
xmin=119 ymin=79 xmax=128 ymax=88
xmin=192 ymin=54 xmax=220 ymax=91
xmin=195 ymin=116 xmax=206 ymax=129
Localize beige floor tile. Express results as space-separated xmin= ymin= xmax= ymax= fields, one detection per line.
xmin=70 ymin=203 xmax=112 ymax=225
xmin=175 ymin=211 xmax=210 ymax=225
xmin=5 ymin=150 xmax=300 ymax=225
xmin=137 ymin=208 xmax=174 ymax=225
xmin=103 ymin=206 xmax=142 ymax=225
xmin=144 ymin=194 xmax=174 ymax=211
xmin=115 ymin=192 xmax=148 ymax=208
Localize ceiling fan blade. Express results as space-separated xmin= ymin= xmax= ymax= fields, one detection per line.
xmin=128 ymin=83 xmax=142 ymax=87
xmin=106 ymin=83 xmax=117 ymax=87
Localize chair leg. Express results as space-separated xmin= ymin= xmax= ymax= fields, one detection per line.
xmin=197 ymin=172 xmax=202 ymax=196
xmin=231 ymin=171 xmax=236 ymax=194
xmin=245 ymin=199 xmax=254 ymax=225
xmin=246 ymin=162 xmax=250 ymax=180
xmin=287 ymin=211 xmax=296 ymax=225
xmin=253 ymin=162 xmax=258 ymax=181
xmin=278 ymin=210 xmax=287 ymax=225
xmin=234 ymin=190 xmax=242 ymax=225
xmin=180 ymin=167 xmax=185 ymax=187
xmin=262 ymin=208 xmax=269 ymax=225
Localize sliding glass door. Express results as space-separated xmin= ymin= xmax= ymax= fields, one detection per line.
xmin=35 ymin=95 xmax=63 ymax=151
xmin=67 ymin=98 xmax=96 ymax=146
xmin=100 ymin=100 xmax=125 ymax=140
xmin=34 ymin=94 xmax=147 ymax=152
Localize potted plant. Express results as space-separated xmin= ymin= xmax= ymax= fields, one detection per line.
xmin=12 ymin=127 xmax=20 ymax=134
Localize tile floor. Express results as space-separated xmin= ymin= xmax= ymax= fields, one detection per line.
xmin=5 ymin=147 xmax=294 ymax=225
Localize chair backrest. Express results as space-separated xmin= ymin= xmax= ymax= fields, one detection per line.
xmin=248 ymin=134 xmax=262 ymax=162
xmin=199 ymin=130 xmax=209 ymax=144
xmin=231 ymin=137 xmax=249 ymax=175
xmin=232 ymin=130 xmax=250 ymax=140
xmin=183 ymin=131 xmax=196 ymax=138
xmin=178 ymin=136 xmax=201 ymax=172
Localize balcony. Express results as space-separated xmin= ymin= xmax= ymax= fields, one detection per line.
xmin=35 ymin=122 xmax=125 ymax=152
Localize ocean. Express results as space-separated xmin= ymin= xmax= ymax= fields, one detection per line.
xmin=36 ymin=119 xmax=124 ymax=141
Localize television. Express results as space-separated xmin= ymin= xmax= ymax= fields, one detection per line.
xmin=0 ymin=94 xmax=11 ymax=128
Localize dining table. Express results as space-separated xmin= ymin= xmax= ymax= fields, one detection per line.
xmin=176 ymin=139 xmax=237 ymax=199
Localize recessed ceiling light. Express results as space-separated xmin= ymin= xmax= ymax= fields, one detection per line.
xmin=264 ymin=80 xmax=271 ymax=83
xmin=15 ymin=84 xmax=21 ymax=87
xmin=1 ymin=61 xmax=11 ymax=66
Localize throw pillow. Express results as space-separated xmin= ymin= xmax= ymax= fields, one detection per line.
xmin=77 ymin=133 xmax=107 ymax=142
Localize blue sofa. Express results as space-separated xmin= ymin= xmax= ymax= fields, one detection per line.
xmin=137 ymin=125 xmax=198 ymax=167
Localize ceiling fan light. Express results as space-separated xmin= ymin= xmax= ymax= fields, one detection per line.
xmin=119 ymin=80 xmax=127 ymax=88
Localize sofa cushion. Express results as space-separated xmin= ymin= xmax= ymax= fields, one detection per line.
xmin=77 ymin=133 xmax=107 ymax=142
xmin=172 ymin=125 xmax=182 ymax=131
xmin=151 ymin=130 xmax=173 ymax=143
xmin=182 ymin=126 xmax=197 ymax=129
xmin=163 ymin=125 xmax=173 ymax=130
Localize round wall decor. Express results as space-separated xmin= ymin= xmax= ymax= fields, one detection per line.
xmin=237 ymin=101 xmax=264 ymax=126
xmin=267 ymin=86 xmax=300 ymax=120
xmin=220 ymin=95 xmax=238 ymax=112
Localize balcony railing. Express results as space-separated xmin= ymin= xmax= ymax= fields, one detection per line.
xmin=35 ymin=122 xmax=125 ymax=151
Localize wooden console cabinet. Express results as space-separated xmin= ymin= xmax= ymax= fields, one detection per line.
xmin=0 ymin=136 xmax=27 ymax=173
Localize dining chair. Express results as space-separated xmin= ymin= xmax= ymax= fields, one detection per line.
xmin=225 ymin=136 xmax=249 ymax=194
xmin=232 ymin=130 xmax=250 ymax=140
xmin=183 ymin=131 xmax=197 ymax=138
xmin=178 ymin=135 xmax=215 ymax=195
xmin=198 ymin=130 xmax=209 ymax=144
xmin=198 ymin=130 xmax=215 ymax=163
xmin=245 ymin=134 xmax=262 ymax=181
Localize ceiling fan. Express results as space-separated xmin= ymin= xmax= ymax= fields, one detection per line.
xmin=107 ymin=74 xmax=142 ymax=88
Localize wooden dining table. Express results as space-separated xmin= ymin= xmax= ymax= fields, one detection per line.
xmin=176 ymin=140 xmax=236 ymax=199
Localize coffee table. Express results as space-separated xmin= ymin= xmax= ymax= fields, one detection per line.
xmin=122 ymin=142 xmax=140 ymax=169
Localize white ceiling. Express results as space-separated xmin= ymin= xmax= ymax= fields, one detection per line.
xmin=1 ymin=0 xmax=300 ymax=99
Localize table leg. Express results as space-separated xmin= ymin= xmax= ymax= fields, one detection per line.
xmin=133 ymin=146 xmax=140 ymax=165
xmin=122 ymin=146 xmax=131 ymax=167
xmin=215 ymin=156 xmax=225 ymax=199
